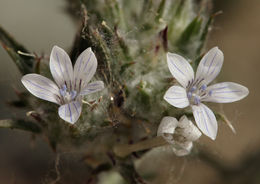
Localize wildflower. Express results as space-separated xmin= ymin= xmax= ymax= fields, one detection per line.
xmin=157 ymin=116 xmax=201 ymax=156
xmin=21 ymin=46 xmax=104 ymax=124
xmin=164 ymin=47 xmax=249 ymax=140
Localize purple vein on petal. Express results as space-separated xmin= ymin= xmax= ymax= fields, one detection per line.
xmin=56 ymin=52 xmax=65 ymax=84
xmin=68 ymin=103 xmax=72 ymax=122
xmin=176 ymin=57 xmax=191 ymax=77
xmin=28 ymin=88 xmax=55 ymax=99
xmin=64 ymin=56 xmax=71 ymax=89
xmin=213 ymin=90 xmax=241 ymax=94
xmin=73 ymin=102 xmax=79 ymax=115
xmin=51 ymin=63 xmax=61 ymax=87
xmin=88 ymin=82 xmax=100 ymax=87
xmin=25 ymin=79 xmax=54 ymax=94
xmin=169 ymin=58 xmax=186 ymax=76
xmin=77 ymin=56 xmax=84 ymax=73
xmin=203 ymin=105 xmax=212 ymax=137
xmin=165 ymin=96 xmax=187 ymax=100
xmin=39 ymin=79 xmax=58 ymax=92
xmin=195 ymin=110 xmax=201 ymax=128
xmin=210 ymin=86 xmax=228 ymax=91
xmin=207 ymin=51 xmax=218 ymax=75
xmin=83 ymin=52 xmax=93 ymax=71
xmin=85 ymin=88 xmax=98 ymax=92
xmin=211 ymin=96 xmax=237 ymax=99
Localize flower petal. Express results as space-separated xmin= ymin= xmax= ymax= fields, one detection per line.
xmin=21 ymin=74 xmax=60 ymax=104
xmin=80 ymin=81 xmax=104 ymax=95
xmin=74 ymin=48 xmax=97 ymax=92
xmin=167 ymin=52 xmax=194 ymax=88
xmin=157 ymin=116 xmax=178 ymax=144
xmin=195 ymin=47 xmax=223 ymax=85
xmin=58 ymin=100 xmax=82 ymax=124
xmin=164 ymin=85 xmax=189 ymax=108
xmin=50 ymin=46 xmax=74 ymax=90
xmin=178 ymin=115 xmax=202 ymax=141
xmin=192 ymin=104 xmax=218 ymax=140
xmin=203 ymin=82 xmax=249 ymax=103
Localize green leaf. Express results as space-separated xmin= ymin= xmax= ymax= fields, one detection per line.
xmin=136 ymin=88 xmax=151 ymax=112
xmin=0 ymin=26 xmax=34 ymax=74
xmin=115 ymin=30 xmax=132 ymax=61
xmin=119 ymin=62 xmax=135 ymax=75
xmin=167 ymin=0 xmax=188 ymax=38
xmin=177 ymin=16 xmax=202 ymax=50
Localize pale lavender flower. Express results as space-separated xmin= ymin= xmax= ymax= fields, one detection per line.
xmin=164 ymin=47 xmax=249 ymax=140
xmin=21 ymin=46 xmax=104 ymax=124
xmin=157 ymin=116 xmax=201 ymax=156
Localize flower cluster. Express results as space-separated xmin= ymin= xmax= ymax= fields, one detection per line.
xmin=21 ymin=46 xmax=249 ymax=156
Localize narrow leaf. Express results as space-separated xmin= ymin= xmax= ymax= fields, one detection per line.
xmin=0 ymin=26 xmax=34 ymax=74
xmin=156 ymin=0 xmax=166 ymax=22
xmin=177 ymin=16 xmax=202 ymax=48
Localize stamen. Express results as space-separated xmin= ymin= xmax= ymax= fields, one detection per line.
xmin=200 ymin=84 xmax=207 ymax=91
xmin=209 ymin=90 xmax=213 ymax=96
xmin=192 ymin=78 xmax=199 ymax=86
xmin=59 ymin=84 xmax=67 ymax=97
xmin=197 ymin=78 xmax=204 ymax=86
xmin=187 ymin=80 xmax=190 ymax=88
xmin=79 ymin=79 xmax=82 ymax=92
xmin=69 ymin=80 xmax=72 ymax=91
xmin=62 ymin=84 xmax=67 ymax=91
xmin=190 ymin=86 xmax=197 ymax=92
xmin=59 ymin=88 xmax=66 ymax=97
xmin=74 ymin=78 xmax=77 ymax=90
xmin=200 ymin=92 xmax=207 ymax=98
xmin=70 ymin=90 xmax=77 ymax=100
xmin=194 ymin=96 xmax=200 ymax=105
xmin=187 ymin=92 xmax=192 ymax=99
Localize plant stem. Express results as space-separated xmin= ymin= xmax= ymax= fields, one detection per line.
xmin=113 ymin=136 xmax=168 ymax=157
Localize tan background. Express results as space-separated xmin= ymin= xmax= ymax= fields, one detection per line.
xmin=0 ymin=0 xmax=76 ymax=183
xmin=0 ymin=0 xmax=259 ymax=183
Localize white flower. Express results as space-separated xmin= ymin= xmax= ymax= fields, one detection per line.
xmin=21 ymin=46 xmax=104 ymax=124
xmin=157 ymin=116 xmax=201 ymax=156
xmin=164 ymin=47 xmax=249 ymax=140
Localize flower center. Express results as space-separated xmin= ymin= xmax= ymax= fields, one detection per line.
xmin=59 ymin=84 xmax=77 ymax=103
xmin=187 ymin=84 xmax=207 ymax=105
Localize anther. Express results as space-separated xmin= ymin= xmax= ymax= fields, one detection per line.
xmin=209 ymin=90 xmax=213 ymax=96
xmin=190 ymin=86 xmax=197 ymax=92
xmin=59 ymin=88 xmax=66 ymax=97
xmin=187 ymin=92 xmax=192 ymax=99
xmin=70 ymin=90 xmax=77 ymax=100
xmin=194 ymin=96 xmax=200 ymax=105
xmin=200 ymin=84 xmax=207 ymax=91
xmin=62 ymin=84 xmax=67 ymax=91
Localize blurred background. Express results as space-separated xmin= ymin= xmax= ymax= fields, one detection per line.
xmin=0 ymin=0 xmax=259 ymax=183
